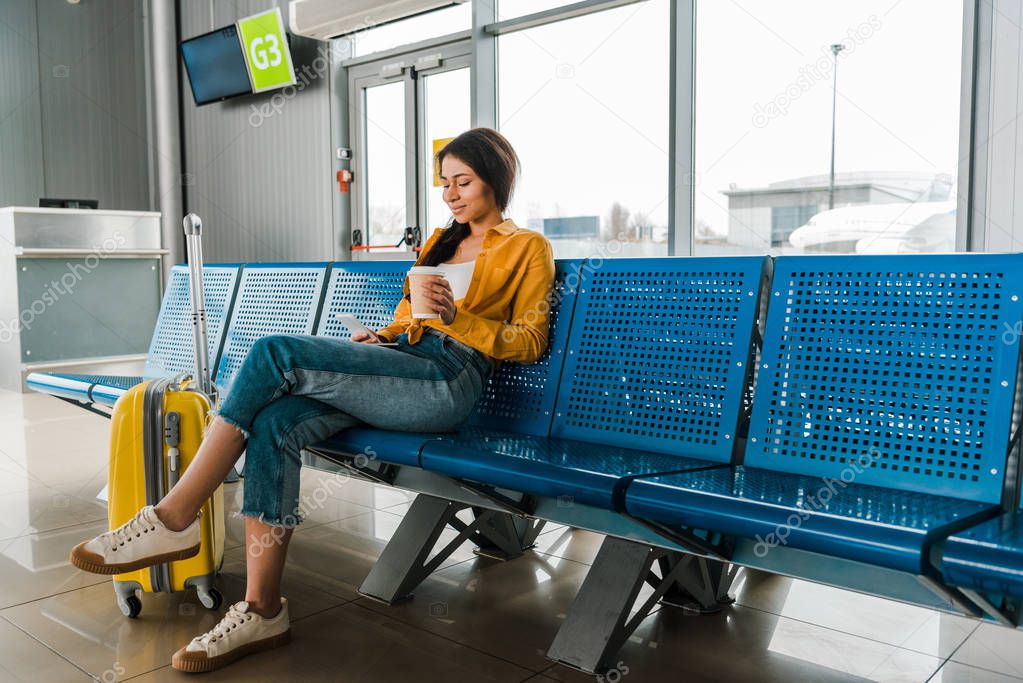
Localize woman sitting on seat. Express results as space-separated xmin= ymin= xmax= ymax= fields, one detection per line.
xmin=70 ymin=127 xmax=555 ymax=674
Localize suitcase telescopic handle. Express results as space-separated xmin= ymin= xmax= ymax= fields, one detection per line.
xmin=183 ymin=214 xmax=217 ymax=403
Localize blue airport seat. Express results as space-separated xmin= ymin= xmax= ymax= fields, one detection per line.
xmin=309 ymin=257 xmax=587 ymax=472
xmin=88 ymin=376 xmax=148 ymax=407
xmin=24 ymin=373 xmax=145 ymax=407
xmin=308 ymin=261 xmax=429 ymax=467
xmin=626 ymin=253 xmax=1023 ymax=573
xmin=942 ymin=504 xmax=1023 ymax=599
xmin=26 ymin=265 xmax=240 ymax=406
xmin=420 ymin=256 xmax=768 ymax=509
xmin=421 ymin=425 xmax=723 ymax=509
xmin=214 ymin=263 xmax=329 ymax=397
xmin=627 ymin=465 xmax=995 ymax=573
xmin=309 ymin=259 xmax=586 ymax=468
xmin=464 ymin=258 xmax=588 ymax=437
xmin=311 ymin=426 xmax=436 ymax=468
xmin=142 ymin=264 xmax=241 ymax=378
xmin=315 ymin=261 xmax=409 ymax=339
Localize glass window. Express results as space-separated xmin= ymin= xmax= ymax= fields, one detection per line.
xmin=498 ymin=0 xmax=670 ymax=258
xmin=348 ymin=4 xmax=471 ymax=58
xmin=364 ymin=82 xmax=407 ymax=248
xmin=422 ymin=67 xmax=472 ymax=235
xmin=694 ymin=0 xmax=963 ymax=256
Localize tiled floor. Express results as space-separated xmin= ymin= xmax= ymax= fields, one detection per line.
xmin=2 ymin=388 xmax=1023 ymax=682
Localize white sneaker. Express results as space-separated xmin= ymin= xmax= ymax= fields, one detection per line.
xmin=172 ymin=599 xmax=291 ymax=673
xmin=69 ymin=505 xmax=200 ymax=575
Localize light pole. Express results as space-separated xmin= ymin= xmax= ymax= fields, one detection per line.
xmin=828 ymin=43 xmax=845 ymax=210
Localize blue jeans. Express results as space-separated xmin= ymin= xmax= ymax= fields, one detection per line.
xmin=214 ymin=328 xmax=494 ymax=527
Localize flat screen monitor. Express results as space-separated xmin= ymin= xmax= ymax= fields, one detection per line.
xmin=39 ymin=198 xmax=99 ymax=209
xmin=180 ymin=25 xmax=253 ymax=106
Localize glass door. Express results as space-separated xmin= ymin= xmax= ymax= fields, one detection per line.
xmin=419 ymin=66 xmax=471 ymax=239
xmin=363 ymin=81 xmax=408 ymax=251
xmin=348 ymin=43 xmax=471 ymax=257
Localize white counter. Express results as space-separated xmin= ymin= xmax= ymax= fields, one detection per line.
xmin=0 ymin=207 xmax=166 ymax=392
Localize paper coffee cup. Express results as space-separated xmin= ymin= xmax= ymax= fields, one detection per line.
xmin=408 ymin=266 xmax=446 ymax=319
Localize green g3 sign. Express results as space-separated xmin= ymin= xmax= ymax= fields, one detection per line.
xmin=237 ymin=7 xmax=296 ymax=93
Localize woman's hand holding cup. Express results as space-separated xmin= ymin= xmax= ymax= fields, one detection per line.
xmin=424 ymin=277 xmax=456 ymax=324
xmin=409 ymin=267 xmax=457 ymax=325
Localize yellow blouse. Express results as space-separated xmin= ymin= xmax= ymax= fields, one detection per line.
xmin=375 ymin=219 xmax=556 ymax=364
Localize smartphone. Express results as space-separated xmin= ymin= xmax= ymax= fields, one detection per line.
xmin=335 ymin=313 xmax=397 ymax=346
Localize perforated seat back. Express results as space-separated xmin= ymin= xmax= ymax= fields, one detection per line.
xmin=144 ymin=265 xmax=240 ymax=379
xmin=746 ymin=254 xmax=1023 ymax=503
xmin=467 ymin=259 xmax=585 ymax=436
xmin=551 ymin=256 xmax=767 ymax=460
xmin=215 ymin=264 xmax=329 ymax=395
xmin=316 ymin=261 xmax=409 ymax=339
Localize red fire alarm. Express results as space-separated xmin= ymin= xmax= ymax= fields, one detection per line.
xmin=337 ymin=169 xmax=352 ymax=193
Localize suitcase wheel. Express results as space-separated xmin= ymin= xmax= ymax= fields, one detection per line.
xmin=198 ymin=587 xmax=223 ymax=611
xmin=118 ymin=595 xmax=142 ymax=619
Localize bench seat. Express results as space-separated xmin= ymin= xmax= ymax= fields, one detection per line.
xmin=25 ymin=373 xmax=145 ymax=407
xmin=310 ymin=426 xmax=438 ymax=468
xmin=942 ymin=510 xmax=1023 ymax=598
xmin=412 ymin=255 xmax=768 ymax=512
xmin=420 ymin=425 xmax=727 ymax=510
xmin=625 ymin=466 xmax=999 ymax=574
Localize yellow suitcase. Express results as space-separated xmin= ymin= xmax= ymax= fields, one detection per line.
xmin=108 ymin=374 xmax=225 ymax=618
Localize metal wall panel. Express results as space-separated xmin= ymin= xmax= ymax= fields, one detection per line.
xmin=179 ymin=0 xmax=334 ymax=264
xmin=0 ymin=1 xmax=45 ymax=207
xmin=0 ymin=0 xmax=150 ymax=211
xmin=34 ymin=0 xmax=151 ymax=210
xmin=16 ymin=257 xmax=161 ymax=362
